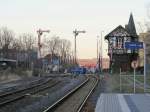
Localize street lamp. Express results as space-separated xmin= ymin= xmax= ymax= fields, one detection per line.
xmin=73 ymin=29 xmax=86 ymax=64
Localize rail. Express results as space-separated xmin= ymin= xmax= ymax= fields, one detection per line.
xmin=43 ymin=76 xmax=98 ymax=112
xmin=0 ymin=79 xmax=59 ymax=107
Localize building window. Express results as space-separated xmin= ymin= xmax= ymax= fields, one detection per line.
xmin=124 ymin=37 xmax=131 ymax=53
xmin=124 ymin=37 xmax=130 ymax=42
xmin=118 ymin=38 xmax=122 ymax=49
xmin=109 ymin=37 xmax=116 ymax=48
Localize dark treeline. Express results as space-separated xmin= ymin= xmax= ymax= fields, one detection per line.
xmin=0 ymin=27 xmax=75 ymax=72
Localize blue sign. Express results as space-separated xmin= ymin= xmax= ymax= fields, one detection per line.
xmin=125 ymin=42 xmax=143 ymax=49
xmin=52 ymin=59 xmax=59 ymax=65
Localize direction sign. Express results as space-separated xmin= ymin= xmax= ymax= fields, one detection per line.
xmin=125 ymin=42 xmax=143 ymax=49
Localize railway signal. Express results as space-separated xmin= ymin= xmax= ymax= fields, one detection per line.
xmin=37 ymin=29 xmax=50 ymax=58
xmin=73 ymin=29 xmax=86 ymax=64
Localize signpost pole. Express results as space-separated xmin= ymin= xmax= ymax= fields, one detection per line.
xmin=120 ymin=71 xmax=122 ymax=92
xmin=134 ymin=68 xmax=136 ymax=93
xmin=131 ymin=61 xmax=138 ymax=94
xmin=120 ymin=68 xmax=122 ymax=92
xmin=144 ymin=43 xmax=146 ymax=93
xmin=125 ymin=42 xmax=144 ymax=94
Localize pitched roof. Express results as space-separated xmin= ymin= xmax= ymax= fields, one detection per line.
xmin=105 ymin=25 xmax=131 ymax=39
xmin=125 ymin=13 xmax=138 ymax=37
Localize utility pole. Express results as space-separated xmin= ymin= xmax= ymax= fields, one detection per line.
xmin=37 ymin=29 xmax=50 ymax=59
xmin=144 ymin=43 xmax=146 ymax=92
xmin=97 ymin=36 xmax=100 ymax=73
xmin=73 ymin=29 xmax=86 ymax=64
xmin=97 ymin=36 xmax=99 ymax=62
xmin=100 ymin=31 xmax=104 ymax=73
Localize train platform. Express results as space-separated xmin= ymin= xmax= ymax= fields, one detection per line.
xmin=95 ymin=93 xmax=150 ymax=112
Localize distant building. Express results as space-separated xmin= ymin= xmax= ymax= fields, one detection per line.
xmin=0 ymin=49 xmax=37 ymax=68
xmin=78 ymin=59 xmax=96 ymax=68
xmin=78 ymin=58 xmax=109 ymax=69
xmin=35 ymin=54 xmax=62 ymax=73
xmin=105 ymin=13 xmax=139 ymax=73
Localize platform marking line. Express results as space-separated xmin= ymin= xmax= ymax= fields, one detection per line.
xmin=95 ymin=94 xmax=104 ymax=112
xmin=118 ymin=94 xmax=131 ymax=112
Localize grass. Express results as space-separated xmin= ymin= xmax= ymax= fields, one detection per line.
xmin=105 ymin=74 xmax=121 ymax=93
xmin=108 ymin=74 xmax=146 ymax=93
xmin=121 ymin=86 xmax=144 ymax=93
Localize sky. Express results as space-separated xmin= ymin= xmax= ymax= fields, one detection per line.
xmin=0 ymin=0 xmax=149 ymax=59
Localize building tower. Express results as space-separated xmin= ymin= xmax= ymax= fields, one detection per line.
xmin=105 ymin=13 xmax=138 ymax=73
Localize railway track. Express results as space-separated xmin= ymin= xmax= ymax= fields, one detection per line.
xmin=43 ymin=76 xmax=98 ymax=112
xmin=0 ymin=77 xmax=49 ymax=96
xmin=0 ymin=79 xmax=60 ymax=107
xmin=0 ymin=77 xmax=49 ymax=94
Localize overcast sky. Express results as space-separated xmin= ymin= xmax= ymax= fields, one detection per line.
xmin=0 ymin=0 xmax=149 ymax=58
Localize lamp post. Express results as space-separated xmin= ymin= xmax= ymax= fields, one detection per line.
xmin=73 ymin=29 xmax=86 ymax=64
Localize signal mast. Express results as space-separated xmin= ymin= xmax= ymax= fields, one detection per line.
xmin=37 ymin=29 xmax=50 ymax=58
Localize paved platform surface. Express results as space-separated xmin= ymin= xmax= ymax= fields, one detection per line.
xmin=95 ymin=93 xmax=150 ymax=112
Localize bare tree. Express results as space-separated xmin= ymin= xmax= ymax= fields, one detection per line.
xmin=147 ymin=3 xmax=150 ymax=19
xmin=46 ymin=36 xmax=71 ymax=57
xmin=45 ymin=36 xmax=72 ymax=70
xmin=0 ymin=27 xmax=14 ymax=50
xmin=59 ymin=39 xmax=71 ymax=63
xmin=19 ymin=33 xmax=36 ymax=51
xmin=145 ymin=3 xmax=150 ymax=65
xmin=12 ymin=38 xmax=22 ymax=51
xmin=46 ymin=36 xmax=61 ymax=56
xmin=146 ymin=3 xmax=150 ymax=31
